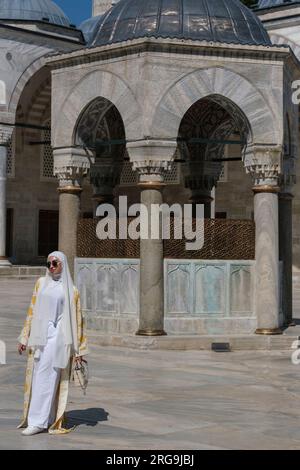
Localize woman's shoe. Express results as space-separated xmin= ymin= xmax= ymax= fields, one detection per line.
xmin=21 ymin=426 xmax=45 ymax=436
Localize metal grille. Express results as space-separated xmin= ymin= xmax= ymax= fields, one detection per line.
xmin=218 ymin=162 xmax=228 ymax=183
xmin=77 ymin=218 xmax=255 ymax=260
xmin=164 ymin=162 xmax=180 ymax=184
xmin=6 ymin=134 xmax=14 ymax=178
xmin=120 ymin=161 xmax=138 ymax=185
xmin=77 ymin=218 xmax=140 ymax=258
xmin=42 ymin=126 xmax=55 ymax=179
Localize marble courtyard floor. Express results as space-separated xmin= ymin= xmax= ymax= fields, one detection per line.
xmin=1 ymin=279 xmax=300 ymax=450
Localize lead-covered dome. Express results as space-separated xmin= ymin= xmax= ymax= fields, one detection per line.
xmin=0 ymin=0 xmax=71 ymax=27
xmin=89 ymin=0 xmax=271 ymax=47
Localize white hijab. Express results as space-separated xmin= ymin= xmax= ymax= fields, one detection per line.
xmin=28 ymin=251 xmax=78 ymax=369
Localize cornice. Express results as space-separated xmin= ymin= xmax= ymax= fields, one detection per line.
xmin=45 ymin=37 xmax=292 ymax=70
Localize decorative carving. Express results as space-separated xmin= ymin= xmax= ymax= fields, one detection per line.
xmin=127 ymin=139 xmax=177 ymax=184
xmin=75 ymin=97 xmax=126 ymax=162
xmin=134 ymin=160 xmax=170 ymax=184
xmin=75 ymin=97 xmax=126 ymax=195
xmin=243 ymin=144 xmax=283 ymax=187
xmin=178 ymin=95 xmax=250 ymax=193
xmin=53 ymin=147 xmax=94 ymax=189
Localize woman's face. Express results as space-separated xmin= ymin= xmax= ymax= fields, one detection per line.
xmin=47 ymin=256 xmax=63 ymax=276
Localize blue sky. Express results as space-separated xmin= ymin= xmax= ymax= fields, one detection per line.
xmin=55 ymin=0 xmax=93 ymax=27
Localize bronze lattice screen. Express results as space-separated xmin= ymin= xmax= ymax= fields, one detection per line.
xmin=77 ymin=218 xmax=255 ymax=260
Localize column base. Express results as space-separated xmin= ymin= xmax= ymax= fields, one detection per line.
xmin=255 ymin=328 xmax=282 ymax=336
xmin=136 ymin=329 xmax=167 ymax=337
xmin=0 ymin=257 xmax=12 ymax=267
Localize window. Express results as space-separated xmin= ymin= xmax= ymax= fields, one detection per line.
xmin=6 ymin=132 xmax=15 ymax=178
xmin=41 ymin=122 xmax=56 ymax=180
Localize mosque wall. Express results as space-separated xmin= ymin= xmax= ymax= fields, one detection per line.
xmin=0 ymin=38 xmax=51 ymax=117
xmin=6 ymin=127 xmax=58 ymax=264
xmin=6 ymin=140 xmax=94 ymax=265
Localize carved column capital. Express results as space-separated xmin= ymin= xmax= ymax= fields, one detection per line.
xmin=53 ymin=147 xmax=94 ymax=191
xmin=244 ymin=144 xmax=283 ymax=189
xmin=127 ymin=139 xmax=177 ymax=186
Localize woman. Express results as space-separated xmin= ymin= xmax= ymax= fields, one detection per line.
xmin=17 ymin=251 xmax=88 ymax=436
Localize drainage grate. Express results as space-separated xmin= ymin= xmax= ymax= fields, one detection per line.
xmin=211 ymin=342 xmax=231 ymax=352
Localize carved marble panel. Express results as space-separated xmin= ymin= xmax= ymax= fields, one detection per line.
xmin=194 ymin=264 xmax=226 ymax=315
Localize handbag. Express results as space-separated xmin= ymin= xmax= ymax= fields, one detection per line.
xmin=72 ymin=358 xmax=89 ymax=395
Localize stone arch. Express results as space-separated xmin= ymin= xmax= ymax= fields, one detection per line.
xmin=73 ymin=95 xmax=127 ymax=201
xmin=151 ymin=67 xmax=281 ymax=146
xmin=178 ymin=93 xmax=253 ymax=212
xmin=52 ymin=70 xmax=141 ymax=148
xmin=26 ymin=77 xmax=51 ymax=126
xmin=74 ymin=96 xmax=125 ymax=153
xmin=8 ymin=56 xmax=46 ymax=117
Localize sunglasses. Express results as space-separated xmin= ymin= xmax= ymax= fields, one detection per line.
xmin=47 ymin=260 xmax=61 ymax=269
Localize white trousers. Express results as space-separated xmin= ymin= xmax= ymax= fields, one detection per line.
xmin=28 ymin=323 xmax=61 ymax=429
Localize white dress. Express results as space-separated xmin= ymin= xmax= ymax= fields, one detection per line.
xmin=27 ymin=278 xmax=65 ymax=429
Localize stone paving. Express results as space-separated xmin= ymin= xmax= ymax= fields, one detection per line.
xmin=1 ymin=278 xmax=300 ymax=450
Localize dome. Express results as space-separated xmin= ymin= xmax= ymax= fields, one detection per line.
xmin=80 ymin=15 xmax=103 ymax=43
xmin=257 ymin=0 xmax=297 ymax=9
xmin=0 ymin=0 xmax=71 ymax=27
xmin=89 ymin=0 xmax=271 ymax=47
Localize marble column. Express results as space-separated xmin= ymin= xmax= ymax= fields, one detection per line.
xmin=54 ymin=148 xmax=93 ymax=277
xmin=136 ymin=177 xmax=166 ymax=336
xmin=253 ymin=184 xmax=281 ymax=334
xmin=279 ymin=191 xmax=294 ymax=327
xmin=0 ymin=145 xmax=11 ymax=267
xmin=127 ymin=139 xmax=177 ymax=336
xmin=57 ymin=182 xmax=82 ymax=278
xmin=244 ymin=145 xmax=283 ymax=335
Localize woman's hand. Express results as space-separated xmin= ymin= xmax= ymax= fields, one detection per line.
xmin=18 ymin=343 xmax=26 ymax=355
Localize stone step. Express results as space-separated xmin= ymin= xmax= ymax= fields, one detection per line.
xmin=87 ymin=331 xmax=300 ymax=351
xmin=0 ymin=266 xmax=46 ymax=279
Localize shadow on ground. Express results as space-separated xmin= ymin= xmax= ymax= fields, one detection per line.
xmin=65 ymin=408 xmax=109 ymax=429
